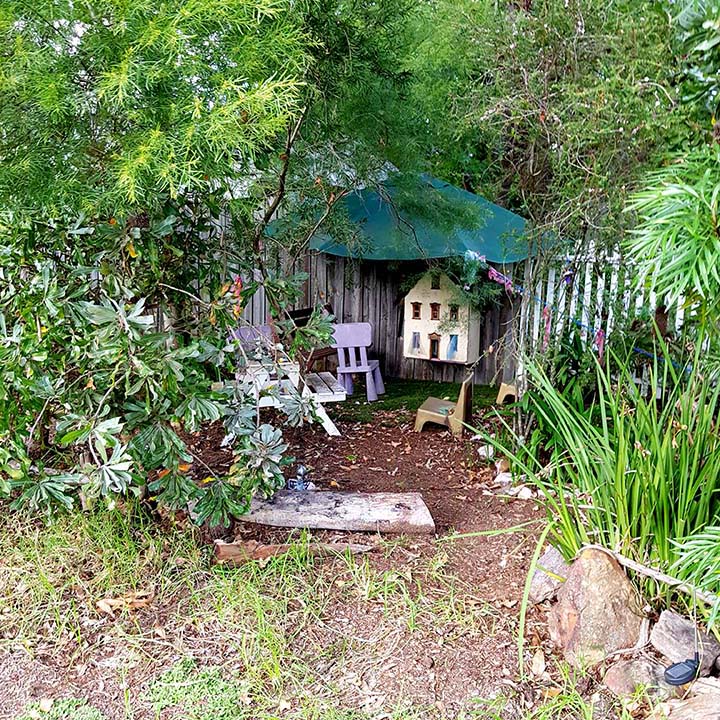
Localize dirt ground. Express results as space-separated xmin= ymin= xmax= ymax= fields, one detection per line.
xmin=278 ymin=412 xmax=550 ymax=712
xmin=0 ymin=404 xmax=588 ymax=720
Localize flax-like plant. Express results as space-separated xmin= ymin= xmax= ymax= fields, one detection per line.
xmin=488 ymin=344 xmax=720 ymax=578
xmin=671 ymin=526 xmax=720 ymax=629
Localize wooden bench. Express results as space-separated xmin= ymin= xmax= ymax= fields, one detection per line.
xmin=304 ymin=372 xmax=346 ymax=404
xmin=224 ymin=363 xmax=346 ymax=436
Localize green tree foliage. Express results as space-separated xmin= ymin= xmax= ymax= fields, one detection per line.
xmin=625 ymin=1 xmax=720 ymax=325
xmin=627 ymin=146 xmax=720 ymax=315
xmin=0 ymin=0 xmax=417 ymax=523
xmin=0 ymin=0 xmax=310 ymax=215
xmin=407 ymin=0 xmax=697 ymax=242
xmin=621 ymin=2 xmax=720 ymax=619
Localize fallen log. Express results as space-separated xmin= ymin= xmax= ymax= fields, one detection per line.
xmin=242 ymin=490 xmax=436 ymax=535
xmin=214 ymin=538 xmax=375 ymax=566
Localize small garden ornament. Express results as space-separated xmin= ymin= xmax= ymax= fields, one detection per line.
xmin=287 ymin=465 xmax=316 ymax=491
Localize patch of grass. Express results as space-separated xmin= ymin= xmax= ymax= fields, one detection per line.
xmin=17 ymin=699 xmax=107 ymax=720
xmin=2 ymin=504 xmax=596 ymax=720
xmin=149 ymin=658 xmax=253 ymax=719
xmin=333 ymin=553 xmax=503 ymax=639
xmin=175 ymin=539 xmax=334 ymax=694
xmin=516 ymin=664 xmax=650 ymax=720
xmin=0 ymin=502 xmax=205 ymax=647
xmin=333 ymin=378 xmax=498 ymax=424
xmin=147 ymin=657 xmax=432 ymax=720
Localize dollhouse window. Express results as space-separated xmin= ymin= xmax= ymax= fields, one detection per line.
xmin=412 ymin=302 xmax=422 ymax=320
xmin=430 ymin=303 xmax=441 ymax=320
xmin=429 ymin=332 xmax=441 ymax=359
xmin=411 ymin=332 xmax=420 ymax=351
xmin=449 ymin=304 xmax=459 ymax=321
xmin=431 ymin=275 xmax=441 ymax=290
xmin=447 ymin=334 xmax=458 ymax=360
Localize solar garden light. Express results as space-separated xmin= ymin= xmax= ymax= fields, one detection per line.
xmin=663 ymin=651 xmax=699 ymax=686
xmin=664 ymin=590 xmax=700 ymax=687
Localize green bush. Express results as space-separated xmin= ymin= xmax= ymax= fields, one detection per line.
xmin=0 ymin=224 xmax=329 ymax=525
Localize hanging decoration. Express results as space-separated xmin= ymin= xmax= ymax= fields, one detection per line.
xmin=594 ymin=329 xmax=606 ymax=364
xmin=542 ymin=305 xmax=552 ymax=351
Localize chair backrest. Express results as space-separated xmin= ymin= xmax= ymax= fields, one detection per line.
xmin=331 ymin=322 xmax=372 ymax=371
xmin=231 ymin=324 xmax=273 ymax=353
xmin=453 ymin=375 xmax=474 ymax=425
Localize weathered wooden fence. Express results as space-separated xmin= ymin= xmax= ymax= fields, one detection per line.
xmin=243 ymin=245 xmax=687 ymax=388
xmin=242 ymin=252 xmax=519 ymax=385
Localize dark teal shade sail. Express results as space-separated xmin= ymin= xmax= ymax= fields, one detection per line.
xmin=308 ymin=174 xmax=530 ymax=263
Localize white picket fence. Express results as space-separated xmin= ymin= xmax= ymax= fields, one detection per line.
xmin=514 ymin=244 xmax=694 ymax=394
xmin=518 ymin=245 xmax=690 ymax=352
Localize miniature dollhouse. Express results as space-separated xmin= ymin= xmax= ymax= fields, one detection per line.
xmin=403 ymin=272 xmax=481 ymax=364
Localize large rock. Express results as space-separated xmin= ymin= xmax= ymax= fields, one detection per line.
xmin=529 ymin=545 xmax=570 ymax=604
xmin=649 ymin=677 xmax=720 ymax=720
xmin=548 ymin=548 xmax=644 ymax=667
xmin=603 ymin=656 xmax=674 ymax=699
xmin=650 ymin=610 xmax=720 ymax=677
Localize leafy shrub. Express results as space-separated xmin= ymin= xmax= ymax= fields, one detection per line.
xmin=0 ymin=216 xmax=330 ymax=526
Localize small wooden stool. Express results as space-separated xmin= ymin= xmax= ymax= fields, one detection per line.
xmin=496 ymin=383 xmax=517 ymax=404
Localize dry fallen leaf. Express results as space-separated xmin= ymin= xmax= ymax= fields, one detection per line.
xmin=96 ymin=589 xmax=154 ymax=616
xmin=531 ymin=649 xmax=546 ymax=676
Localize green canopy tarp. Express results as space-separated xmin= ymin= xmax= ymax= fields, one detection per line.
xmin=309 ymin=174 xmax=529 ymax=263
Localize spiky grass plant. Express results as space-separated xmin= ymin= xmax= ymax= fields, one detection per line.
xmin=489 ymin=345 xmax=720 ymax=584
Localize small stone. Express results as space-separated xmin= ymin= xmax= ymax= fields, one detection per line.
xmin=650 ymin=610 xmax=720 ymax=677
xmin=548 ymin=548 xmax=644 ymax=668
xmin=531 ymin=649 xmax=546 ymax=676
xmin=476 ymin=444 xmax=495 ymax=460
xmin=38 ymin=699 xmax=54 ymax=713
xmin=529 ymin=545 xmax=570 ymax=604
xmin=603 ymin=656 xmax=674 ymax=699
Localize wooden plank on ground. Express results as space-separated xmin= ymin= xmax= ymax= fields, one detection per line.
xmin=244 ymin=490 xmax=436 ymax=534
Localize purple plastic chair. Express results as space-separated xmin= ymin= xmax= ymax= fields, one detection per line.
xmin=230 ymin=324 xmax=274 ymax=353
xmin=332 ymin=322 xmax=385 ymax=402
